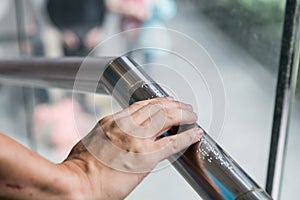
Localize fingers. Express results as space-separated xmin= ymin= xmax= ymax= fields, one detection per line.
xmin=137 ymin=101 xmax=197 ymax=138
xmin=154 ymin=127 xmax=204 ymax=161
xmin=115 ymin=97 xmax=192 ymax=118
xmin=144 ymin=105 xmax=196 ymax=135
xmin=91 ymin=98 xmax=202 ymax=173
xmin=131 ymin=98 xmax=194 ymax=124
xmin=113 ymin=99 xmax=153 ymax=118
xmin=113 ymin=98 xmax=197 ymax=138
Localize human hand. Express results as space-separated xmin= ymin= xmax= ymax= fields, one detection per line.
xmin=106 ymin=0 xmax=149 ymax=21
xmin=63 ymin=98 xmax=203 ymax=199
xmin=62 ymin=29 xmax=80 ymax=50
xmin=126 ymin=2 xmax=149 ymax=21
xmin=84 ymin=27 xmax=102 ymax=50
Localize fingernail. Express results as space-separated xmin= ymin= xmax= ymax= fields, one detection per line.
xmin=194 ymin=128 xmax=204 ymax=142
xmin=197 ymin=128 xmax=204 ymax=136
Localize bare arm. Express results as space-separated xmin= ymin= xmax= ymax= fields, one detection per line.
xmin=0 ymin=98 xmax=203 ymax=200
xmin=0 ymin=133 xmax=75 ymax=199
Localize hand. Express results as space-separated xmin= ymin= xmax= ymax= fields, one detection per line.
xmin=106 ymin=0 xmax=149 ymax=21
xmin=62 ymin=30 xmax=80 ymax=50
xmin=127 ymin=2 xmax=149 ymax=21
xmin=63 ymin=98 xmax=203 ymax=199
xmin=84 ymin=27 xmax=103 ymax=50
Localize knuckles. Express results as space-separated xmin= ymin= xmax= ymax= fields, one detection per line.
xmin=130 ymin=139 xmax=147 ymax=153
xmin=98 ymin=115 xmax=113 ymax=128
xmin=168 ymin=136 xmax=180 ymax=153
xmin=96 ymin=99 xmax=193 ymax=156
xmin=97 ymin=115 xmax=153 ymax=154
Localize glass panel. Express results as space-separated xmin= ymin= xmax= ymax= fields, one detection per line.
xmin=122 ymin=0 xmax=285 ymax=199
xmin=126 ymin=0 xmax=285 ymax=199
xmin=0 ymin=0 xmax=291 ymax=199
xmin=280 ymin=73 xmax=300 ymax=199
xmin=0 ymin=0 xmax=29 ymax=150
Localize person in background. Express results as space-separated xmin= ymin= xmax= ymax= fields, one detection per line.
xmin=106 ymin=0 xmax=176 ymax=63
xmin=106 ymin=0 xmax=148 ymax=57
xmin=46 ymin=0 xmax=107 ymax=111
xmin=140 ymin=0 xmax=176 ymax=63
xmin=46 ymin=0 xmax=107 ymax=56
xmin=34 ymin=0 xmax=107 ymax=158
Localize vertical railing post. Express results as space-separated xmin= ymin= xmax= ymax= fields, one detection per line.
xmin=266 ymin=0 xmax=300 ymax=199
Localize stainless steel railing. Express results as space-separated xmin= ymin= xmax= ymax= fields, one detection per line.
xmin=0 ymin=56 xmax=272 ymax=200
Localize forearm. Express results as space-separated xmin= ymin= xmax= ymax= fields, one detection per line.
xmin=0 ymin=133 xmax=75 ymax=200
xmin=0 ymin=98 xmax=202 ymax=200
xmin=0 ymin=132 xmax=143 ymax=200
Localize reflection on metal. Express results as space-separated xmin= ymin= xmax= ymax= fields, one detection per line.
xmin=0 ymin=56 xmax=272 ymax=199
xmin=101 ymin=56 xmax=272 ymax=200
xmin=266 ymin=0 xmax=300 ymax=198
xmin=0 ymin=57 xmax=111 ymax=93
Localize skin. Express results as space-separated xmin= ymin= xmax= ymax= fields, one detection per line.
xmin=63 ymin=29 xmax=80 ymax=51
xmin=63 ymin=27 xmax=103 ymax=51
xmin=106 ymin=0 xmax=149 ymax=21
xmin=0 ymin=98 xmax=203 ymax=200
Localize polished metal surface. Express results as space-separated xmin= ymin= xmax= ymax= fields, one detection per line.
xmin=101 ymin=56 xmax=273 ymax=200
xmin=0 ymin=56 xmax=273 ymax=199
xmin=0 ymin=57 xmax=112 ymax=93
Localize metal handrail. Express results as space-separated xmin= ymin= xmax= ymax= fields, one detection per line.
xmin=0 ymin=56 xmax=273 ymax=200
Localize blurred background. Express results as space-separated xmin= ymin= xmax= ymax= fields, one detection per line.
xmin=0 ymin=0 xmax=299 ymax=199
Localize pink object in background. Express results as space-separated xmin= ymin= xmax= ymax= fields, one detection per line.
xmin=32 ymin=98 xmax=94 ymax=158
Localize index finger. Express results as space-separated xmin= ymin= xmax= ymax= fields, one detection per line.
xmin=114 ymin=97 xmax=176 ymax=119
